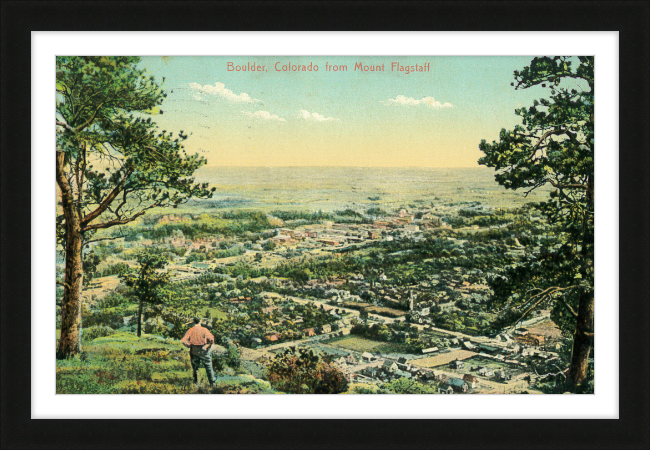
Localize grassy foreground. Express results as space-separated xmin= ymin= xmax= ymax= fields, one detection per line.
xmin=55 ymin=331 xmax=279 ymax=394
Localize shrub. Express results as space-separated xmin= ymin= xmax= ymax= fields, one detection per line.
xmin=84 ymin=307 xmax=135 ymax=329
xmin=195 ymin=272 xmax=226 ymax=285
xmin=151 ymin=370 xmax=192 ymax=384
xmin=103 ymin=358 xmax=154 ymax=381
xmin=91 ymin=331 xmax=140 ymax=344
xmin=226 ymin=344 xmax=241 ymax=369
xmin=344 ymin=383 xmax=386 ymax=394
xmin=210 ymin=375 xmax=277 ymax=394
xmin=98 ymin=262 xmax=131 ymax=278
xmin=156 ymin=358 xmax=191 ymax=372
xmin=95 ymin=346 xmax=129 ymax=359
xmin=143 ymin=316 xmax=171 ymax=335
xmin=151 ymin=371 xmax=194 ymax=390
xmin=129 ymin=360 xmax=154 ymax=381
xmin=110 ymin=380 xmax=189 ymax=394
xmin=81 ymin=326 xmax=116 ymax=341
xmin=383 ymin=377 xmax=437 ymax=394
xmin=56 ymin=365 xmax=96 ymax=376
xmin=97 ymin=292 xmax=128 ymax=309
xmin=266 ymin=348 xmax=348 ymax=394
xmin=56 ymin=369 xmax=114 ymax=394
xmin=211 ymin=354 xmax=226 ymax=373
xmin=134 ymin=347 xmax=170 ymax=358
xmin=366 ymin=207 xmax=387 ymax=216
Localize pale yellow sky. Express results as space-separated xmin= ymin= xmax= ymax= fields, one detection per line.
xmin=140 ymin=56 xmax=543 ymax=167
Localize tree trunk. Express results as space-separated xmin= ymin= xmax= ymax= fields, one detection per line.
xmin=56 ymin=151 xmax=84 ymax=359
xmin=567 ymin=292 xmax=594 ymax=391
xmin=137 ymin=297 xmax=143 ymax=337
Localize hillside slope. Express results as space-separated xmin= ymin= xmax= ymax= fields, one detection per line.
xmin=56 ymin=331 xmax=279 ymax=394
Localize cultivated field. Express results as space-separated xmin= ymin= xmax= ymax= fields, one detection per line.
xmin=365 ymin=306 xmax=407 ymax=317
xmin=328 ymin=337 xmax=386 ymax=352
xmin=324 ymin=336 xmax=410 ymax=354
xmin=411 ymin=349 xmax=477 ymax=368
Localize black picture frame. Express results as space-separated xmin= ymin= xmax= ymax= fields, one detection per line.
xmin=2 ymin=1 xmax=648 ymax=449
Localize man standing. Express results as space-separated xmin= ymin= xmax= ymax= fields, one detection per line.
xmin=181 ymin=318 xmax=216 ymax=386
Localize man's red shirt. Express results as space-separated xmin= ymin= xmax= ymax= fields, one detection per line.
xmin=181 ymin=325 xmax=215 ymax=348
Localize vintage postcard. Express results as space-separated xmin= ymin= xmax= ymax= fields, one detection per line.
xmin=55 ymin=55 xmax=594 ymax=395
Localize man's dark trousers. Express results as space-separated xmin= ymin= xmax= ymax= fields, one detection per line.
xmin=190 ymin=345 xmax=216 ymax=385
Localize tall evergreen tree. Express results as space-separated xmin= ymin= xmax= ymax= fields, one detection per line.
xmin=479 ymin=56 xmax=594 ymax=391
xmin=56 ymin=56 xmax=214 ymax=358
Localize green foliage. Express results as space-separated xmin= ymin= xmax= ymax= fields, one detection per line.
xmin=344 ymin=382 xmax=386 ymax=394
xmin=110 ymin=380 xmax=189 ymax=394
xmin=195 ymin=272 xmax=225 ymax=285
xmin=351 ymin=323 xmax=391 ymax=341
xmin=97 ymin=292 xmax=128 ymax=309
xmin=90 ymin=356 xmax=155 ymax=382
xmin=478 ymin=56 xmax=594 ymax=335
xmin=151 ymin=370 xmax=192 ymax=384
xmin=209 ymin=375 xmax=277 ymax=394
xmin=211 ymin=354 xmax=227 ymax=373
xmin=56 ymin=369 xmax=114 ymax=394
xmin=271 ymin=210 xmax=333 ymax=222
xmin=186 ymin=246 xmax=246 ymax=264
xmin=266 ymin=347 xmax=348 ymax=394
xmin=83 ymin=304 xmax=138 ymax=329
xmin=383 ymin=377 xmax=437 ymax=394
xmin=120 ymin=251 xmax=171 ymax=307
xmin=82 ymin=252 xmax=102 ymax=285
xmin=334 ymin=208 xmax=362 ymax=218
xmin=119 ymin=250 xmax=171 ymax=335
xmin=366 ymin=207 xmax=388 ymax=216
xmin=97 ymin=262 xmax=131 ymax=278
xmin=283 ymin=267 xmax=312 ymax=282
xmin=333 ymin=209 xmax=369 ymax=223
xmin=229 ymin=261 xmax=253 ymax=279
xmin=81 ymin=326 xmax=116 ymax=341
xmin=262 ymin=240 xmax=277 ymax=251
xmin=226 ymin=344 xmax=241 ymax=369
xmin=135 ymin=212 xmax=271 ymax=241
xmin=56 ymin=56 xmax=214 ymax=245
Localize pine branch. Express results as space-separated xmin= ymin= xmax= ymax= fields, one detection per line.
xmin=56 ymin=119 xmax=75 ymax=133
xmin=56 ymin=280 xmax=72 ymax=290
xmin=81 ymin=169 xmax=132 ymax=226
xmin=509 ymin=286 xmax=579 ymax=329
xmin=82 ymin=202 xmax=162 ymax=232
xmin=555 ymin=296 xmax=579 ymax=319
xmin=529 ymin=130 xmax=563 ymax=159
